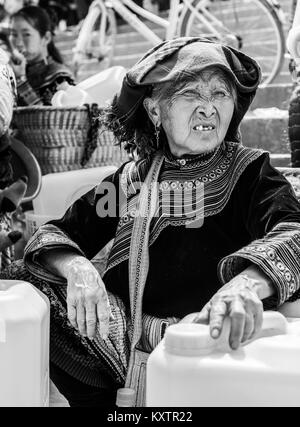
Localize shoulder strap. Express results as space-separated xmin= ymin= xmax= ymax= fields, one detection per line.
xmin=125 ymin=152 xmax=164 ymax=382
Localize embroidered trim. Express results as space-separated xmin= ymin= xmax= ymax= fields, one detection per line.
xmin=106 ymin=142 xmax=265 ymax=274
xmin=218 ymin=222 xmax=300 ymax=305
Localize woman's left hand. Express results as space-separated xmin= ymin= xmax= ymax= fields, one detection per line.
xmin=193 ymin=275 xmax=264 ymax=350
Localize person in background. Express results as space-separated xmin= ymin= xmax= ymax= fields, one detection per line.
xmin=0 ymin=1 xmax=17 ymax=55
xmin=0 ymin=46 xmax=14 ymax=192
xmin=287 ymin=0 xmax=300 ymax=167
xmin=9 ymin=5 xmax=75 ymax=106
xmin=0 ymin=47 xmax=27 ymax=269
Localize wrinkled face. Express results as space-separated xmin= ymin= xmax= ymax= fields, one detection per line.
xmin=10 ymin=16 xmax=49 ymax=63
xmin=144 ymin=68 xmax=236 ymax=157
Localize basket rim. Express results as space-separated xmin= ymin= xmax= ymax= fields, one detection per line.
xmin=13 ymin=105 xmax=95 ymax=113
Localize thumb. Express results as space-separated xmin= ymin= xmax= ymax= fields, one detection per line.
xmin=193 ymin=303 xmax=211 ymax=325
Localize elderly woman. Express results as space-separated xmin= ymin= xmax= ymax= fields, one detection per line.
xmin=2 ymin=37 xmax=300 ymax=407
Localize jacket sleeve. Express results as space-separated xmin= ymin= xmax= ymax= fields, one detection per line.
xmin=218 ymin=153 xmax=300 ymax=308
xmin=24 ymin=168 xmax=123 ymax=283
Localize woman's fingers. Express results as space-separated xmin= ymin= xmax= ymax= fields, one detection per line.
xmin=208 ymin=300 xmax=227 ymax=338
xmin=76 ymin=303 xmax=86 ymax=336
xmin=85 ymin=300 xmax=97 ymax=338
xmin=241 ymin=312 xmax=254 ymax=343
xmin=251 ymin=300 xmax=264 ymax=339
xmin=228 ymin=298 xmax=246 ymax=349
xmin=95 ymin=277 xmax=112 ymax=339
xmin=193 ymin=302 xmax=210 ymax=324
xmin=96 ymin=302 xmax=110 ymax=339
xmin=67 ymin=301 xmax=77 ymax=330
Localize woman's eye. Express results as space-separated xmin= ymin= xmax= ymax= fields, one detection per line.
xmin=214 ymin=91 xmax=229 ymax=99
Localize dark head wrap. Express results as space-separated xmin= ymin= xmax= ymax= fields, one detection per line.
xmin=107 ymin=37 xmax=261 ymax=151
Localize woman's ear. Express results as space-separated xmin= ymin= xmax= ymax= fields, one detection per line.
xmin=43 ymin=30 xmax=52 ymax=46
xmin=143 ymin=97 xmax=160 ymax=127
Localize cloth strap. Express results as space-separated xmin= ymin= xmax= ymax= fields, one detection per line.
xmin=125 ymin=151 xmax=164 ymax=386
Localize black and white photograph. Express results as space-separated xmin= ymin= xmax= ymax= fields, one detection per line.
xmin=0 ymin=0 xmax=299 ymax=413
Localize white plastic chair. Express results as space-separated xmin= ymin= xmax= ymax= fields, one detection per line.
xmin=25 ymin=166 xmax=117 ymax=237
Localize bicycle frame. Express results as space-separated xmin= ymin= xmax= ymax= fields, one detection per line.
xmin=109 ymin=0 xmax=245 ymax=49
xmin=180 ymin=0 xmax=228 ymax=39
xmin=266 ymin=0 xmax=286 ymax=23
xmin=75 ymin=0 xmax=111 ymax=54
xmin=75 ymin=0 xmax=285 ymax=81
xmin=109 ymin=0 xmax=176 ymax=42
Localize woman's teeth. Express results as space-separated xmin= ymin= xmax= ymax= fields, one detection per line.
xmin=193 ymin=125 xmax=215 ymax=131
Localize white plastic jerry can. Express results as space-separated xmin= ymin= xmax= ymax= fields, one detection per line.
xmin=146 ymin=311 xmax=300 ymax=407
xmin=0 ymin=280 xmax=50 ymax=407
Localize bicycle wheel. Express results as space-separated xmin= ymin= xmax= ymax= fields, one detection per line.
xmin=73 ymin=5 xmax=117 ymax=80
xmin=179 ymin=0 xmax=285 ymax=87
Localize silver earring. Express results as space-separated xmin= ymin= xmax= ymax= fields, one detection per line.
xmin=155 ymin=124 xmax=160 ymax=149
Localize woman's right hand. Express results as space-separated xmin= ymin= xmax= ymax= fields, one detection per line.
xmin=66 ymin=256 xmax=112 ymax=340
xmin=10 ymin=49 xmax=26 ymax=79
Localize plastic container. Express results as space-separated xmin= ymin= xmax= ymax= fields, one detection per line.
xmin=146 ymin=312 xmax=300 ymax=407
xmin=116 ymin=388 xmax=136 ymax=407
xmin=77 ymin=66 xmax=126 ymax=107
xmin=51 ymin=85 xmax=95 ymax=107
xmin=32 ymin=165 xmax=117 ymax=217
xmin=0 ymin=280 xmax=50 ymax=407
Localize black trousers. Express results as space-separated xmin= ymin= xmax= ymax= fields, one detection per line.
xmin=50 ymin=363 xmax=118 ymax=408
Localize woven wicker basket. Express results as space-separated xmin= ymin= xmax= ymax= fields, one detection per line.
xmin=12 ymin=105 xmax=128 ymax=174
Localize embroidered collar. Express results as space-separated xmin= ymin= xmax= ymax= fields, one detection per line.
xmin=105 ymin=142 xmax=265 ymax=274
xmin=164 ymin=145 xmax=221 ymax=169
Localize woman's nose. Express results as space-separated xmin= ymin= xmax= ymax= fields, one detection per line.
xmin=14 ymin=35 xmax=23 ymax=48
xmin=196 ymin=101 xmax=215 ymax=117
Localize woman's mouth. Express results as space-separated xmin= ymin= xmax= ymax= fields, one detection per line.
xmin=193 ymin=124 xmax=216 ymax=132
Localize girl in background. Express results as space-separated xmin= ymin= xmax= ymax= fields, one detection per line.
xmin=9 ymin=5 xmax=74 ymax=105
